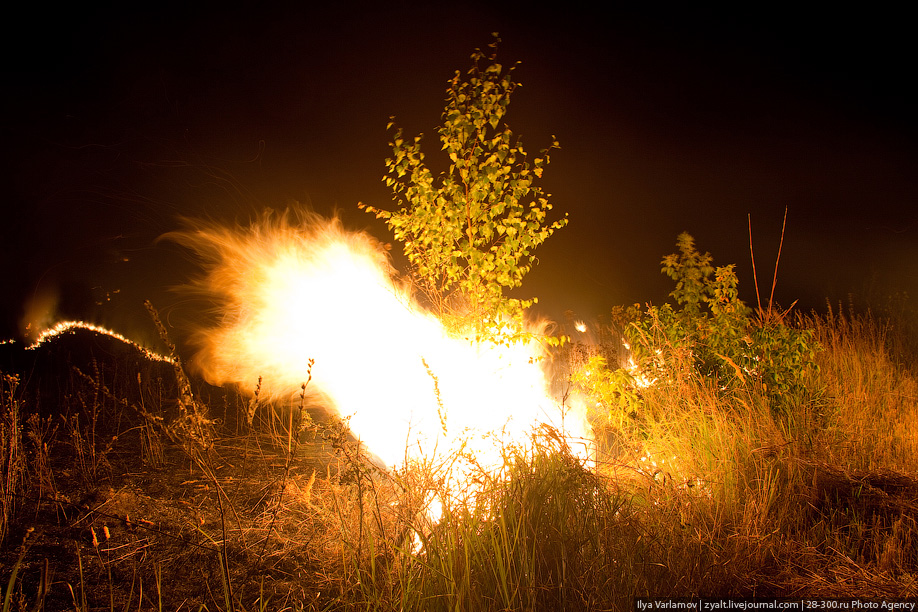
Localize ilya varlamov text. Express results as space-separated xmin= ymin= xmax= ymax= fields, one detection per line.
xmin=635 ymin=601 xmax=917 ymax=612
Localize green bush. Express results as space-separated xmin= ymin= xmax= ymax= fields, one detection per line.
xmin=577 ymin=232 xmax=821 ymax=426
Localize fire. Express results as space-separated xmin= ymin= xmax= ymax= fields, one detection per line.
xmin=28 ymin=320 xmax=174 ymax=363
xmin=168 ymin=211 xmax=592 ymax=478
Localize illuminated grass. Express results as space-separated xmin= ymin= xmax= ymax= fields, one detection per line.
xmin=1 ymin=308 xmax=917 ymax=609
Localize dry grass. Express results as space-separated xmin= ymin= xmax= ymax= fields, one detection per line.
xmin=1 ymin=308 xmax=917 ymax=610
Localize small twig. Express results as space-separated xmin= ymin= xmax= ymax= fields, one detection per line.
xmin=768 ymin=206 xmax=788 ymax=319
xmin=748 ymin=214 xmax=763 ymax=314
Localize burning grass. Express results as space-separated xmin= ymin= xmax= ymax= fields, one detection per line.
xmin=1 ymin=306 xmax=918 ymax=610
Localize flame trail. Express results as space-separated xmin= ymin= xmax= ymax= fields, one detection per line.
xmin=168 ymin=211 xmax=591 ymax=476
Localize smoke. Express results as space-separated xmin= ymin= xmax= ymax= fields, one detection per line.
xmin=20 ymin=285 xmax=60 ymax=342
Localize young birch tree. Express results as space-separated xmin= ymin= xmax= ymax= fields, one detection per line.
xmin=361 ymin=34 xmax=567 ymax=340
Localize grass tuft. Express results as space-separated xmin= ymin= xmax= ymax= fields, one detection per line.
xmin=1 ymin=308 xmax=917 ymax=608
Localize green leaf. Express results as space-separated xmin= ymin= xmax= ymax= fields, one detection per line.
xmin=365 ymin=36 xmax=565 ymax=339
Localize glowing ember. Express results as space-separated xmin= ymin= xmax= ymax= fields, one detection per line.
xmin=28 ymin=320 xmax=174 ymax=363
xmin=621 ymin=340 xmax=658 ymax=389
xmin=168 ymin=211 xmax=592 ymax=476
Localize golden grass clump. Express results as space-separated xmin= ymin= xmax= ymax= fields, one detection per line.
xmin=2 ymin=307 xmax=918 ymax=608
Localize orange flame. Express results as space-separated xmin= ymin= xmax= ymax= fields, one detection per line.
xmin=27 ymin=320 xmax=174 ymax=363
xmin=168 ymin=211 xmax=591 ymax=475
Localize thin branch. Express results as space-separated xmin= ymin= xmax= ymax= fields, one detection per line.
xmin=768 ymin=207 xmax=788 ymax=318
xmin=748 ymin=214 xmax=763 ymax=314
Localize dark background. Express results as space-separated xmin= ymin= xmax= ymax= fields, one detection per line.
xmin=3 ymin=3 xmax=915 ymax=348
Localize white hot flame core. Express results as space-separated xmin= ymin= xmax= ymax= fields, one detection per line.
xmin=169 ymin=212 xmax=592 ymax=480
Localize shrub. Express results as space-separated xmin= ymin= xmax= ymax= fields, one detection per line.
xmin=577 ymin=232 xmax=821 ymax=427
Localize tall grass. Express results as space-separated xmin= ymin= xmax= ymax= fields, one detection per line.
xmin=802 ymin=307 xmax=918 ymax=472
xmin=318 ymin=307 xmax=918 ymax=605
xmin=2 ymin=308 xmax=917 ymax=608
xmin=0 ymin=374 xmax=24 ymax=546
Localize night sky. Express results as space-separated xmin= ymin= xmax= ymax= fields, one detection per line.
xmin=3 ymin=4 xmax=915 ymax=347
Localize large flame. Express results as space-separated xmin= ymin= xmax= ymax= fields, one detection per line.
xmin=169 ymin=211 xmax=591 ymax=477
